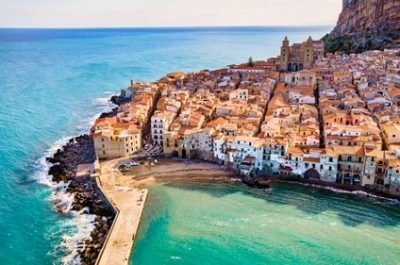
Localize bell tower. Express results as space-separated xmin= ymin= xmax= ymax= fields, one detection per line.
xmin=280 ymin=36 xmax=290 ymax=71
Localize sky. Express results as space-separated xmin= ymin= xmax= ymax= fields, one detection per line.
xmin=0 ymin=0 xmax=342 ymax=28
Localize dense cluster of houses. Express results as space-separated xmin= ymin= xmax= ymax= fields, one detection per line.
xmin=92 ymin=37 xmax=400 ymax=196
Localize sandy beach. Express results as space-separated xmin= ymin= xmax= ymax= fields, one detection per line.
xmin=103 ymin=158 xmax=238 ymax=188
xmin=95 ymin=158 xmax=237 ymax=265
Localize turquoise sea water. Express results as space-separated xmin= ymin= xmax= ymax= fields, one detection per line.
xmin=132 ymin=182 xmax=400 ymax=265
xmin=0 ymin=26 xmax=345 ymax=264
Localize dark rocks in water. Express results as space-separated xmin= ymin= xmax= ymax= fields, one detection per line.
xmin=46 ymin=134 xmax=115 ymax=265
xmin=99 ymin=93 xmax=130 ymax=118
xmin=110 ymin=94 xmax=130 ymax=106
xmin=79 ymin=217 xmax=114 ymax=265
xmin=46 ymin=134 xmax=96 ymax=183
xmin=99 ymin=107 xmax=119 ymax=118
xmin=242 ymin=177 xmax=271 ymax=189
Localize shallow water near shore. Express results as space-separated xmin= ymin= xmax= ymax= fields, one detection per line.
xmin=131 ymin=182 xmax=400 ymax=265
xmin=0 ymin=26 xmax=332 ymax=264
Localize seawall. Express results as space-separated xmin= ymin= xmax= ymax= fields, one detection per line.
xmin=95 ymin=160 xmax=148 ymax=265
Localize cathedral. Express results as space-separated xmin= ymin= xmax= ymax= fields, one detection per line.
xmin=279 ymin=36 xmax=325 ymax=72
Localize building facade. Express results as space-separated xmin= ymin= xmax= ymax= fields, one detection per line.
xmin=280 ymin=36 xmax=324 ymax=72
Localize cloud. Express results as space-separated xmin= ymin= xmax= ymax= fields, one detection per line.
xmin=0 ymin=0 xmax=341 ymax=28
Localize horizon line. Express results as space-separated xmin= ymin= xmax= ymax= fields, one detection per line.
xmin=0 ymin=24 xmax=334 ymax=30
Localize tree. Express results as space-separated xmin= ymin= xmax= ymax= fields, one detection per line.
xmin=248 ymin=57 xmax=254 ymax=67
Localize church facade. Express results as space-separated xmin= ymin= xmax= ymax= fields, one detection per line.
xmin=279 ymin=36 xmax=325 ymax=72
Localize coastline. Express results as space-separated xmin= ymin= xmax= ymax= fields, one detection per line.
xmin=46 ymin=135 xmax=115 ymax=264
xmin=36 ymin=92 xmax=119 ymax=265
xmin=257 ymin=176 xmax=400 ymax=202
xmin=47 ymin=96 xmax=398 ymax=264
xmin=46 ymin=136 xmax=400 ymax=265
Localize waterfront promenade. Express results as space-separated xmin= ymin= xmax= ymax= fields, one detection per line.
xmin=96 ymin=158 xmax=148 ymax=265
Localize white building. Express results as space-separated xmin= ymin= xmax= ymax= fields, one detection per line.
xmin=151 ymin=111 xmax=175 ymax=146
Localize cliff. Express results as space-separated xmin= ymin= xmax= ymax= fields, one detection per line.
xmin=323 ymin=0 xmax=400 ymax=53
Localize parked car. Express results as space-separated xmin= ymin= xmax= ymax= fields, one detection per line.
xmin=126 ymin=161 xmax=140 ymax=168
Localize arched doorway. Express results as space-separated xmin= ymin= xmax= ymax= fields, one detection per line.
xmin=299 ymin=63 xmax=304 ymax=71
xmin=304 ymin=168 xmax=320 ymax=180
xmin=293 ymin=63 xmax=299 ymax=72
xmin=182 ymin=149 xmax=187 ymax=159
xmin=288 ymin=63 xmax=292 ymax=72
xmin=172 ymin=150 xmax=179 ymax=157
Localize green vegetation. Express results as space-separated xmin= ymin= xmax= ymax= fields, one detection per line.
xmin=323 ymin=31 xmax=397 ymax=54
xmin=248 ymin=57 xmax=254 ymax=67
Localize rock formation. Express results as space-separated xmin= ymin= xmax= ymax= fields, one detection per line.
xmin=323 ymin=0 xmax=400 ymax=53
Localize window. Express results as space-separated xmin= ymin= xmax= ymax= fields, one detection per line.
xmin=329 ymin=157 xmax=333 ymax=162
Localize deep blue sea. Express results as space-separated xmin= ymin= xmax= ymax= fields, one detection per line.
xmin=0 ymin=26 xmax=333 ymax=264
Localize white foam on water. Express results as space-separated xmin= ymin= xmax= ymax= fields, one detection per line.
xmin=52 ymin=181 xmax=74 ymax=215
xmin=33 ymin=136 xmax=74 ymax=186
xmin=76 ymin=92 xmax=116 ymax=133
xmin=32 ymin=93 xmax=117 ymax=264
xmin=60 ymin=208 xmax=98 ymax=265
xmin=296 ymin=182 xmax=393 ymax=202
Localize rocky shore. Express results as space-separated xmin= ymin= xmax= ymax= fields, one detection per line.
xmin=246 ymin=175 xmax=400 ymax=202
xmin=46 ymin=134 xmax=115 ymax=265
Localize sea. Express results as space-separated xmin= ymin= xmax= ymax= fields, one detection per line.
xmin=1 ymin=26 xmax=399 ymax=265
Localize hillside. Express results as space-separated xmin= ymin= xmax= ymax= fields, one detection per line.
xmin=323 ymin=0 xmax=400 ymax=53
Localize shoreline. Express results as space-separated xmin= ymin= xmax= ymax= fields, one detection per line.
xmin=47 ymin=140 xmax=400 ymax=265
xmin=257 ymin=176 xmax=400 ymax=202
xmin=46 ymin=135 xmax=116 ymax=265
xmin=45 ymin=89 xmax=400 ymax=265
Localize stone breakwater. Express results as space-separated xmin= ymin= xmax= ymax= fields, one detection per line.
xmin=46 ymin=135 xmax=115 ymax=265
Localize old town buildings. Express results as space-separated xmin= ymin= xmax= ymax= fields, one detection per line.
xmin=92 ymin=37 xmax=400 ymax=196
xmin=280 ymin=36 xmax=325 ymax=72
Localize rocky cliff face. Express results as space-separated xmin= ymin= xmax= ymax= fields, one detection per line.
xmin=324 ymin=0 xmax=400 ymax=53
